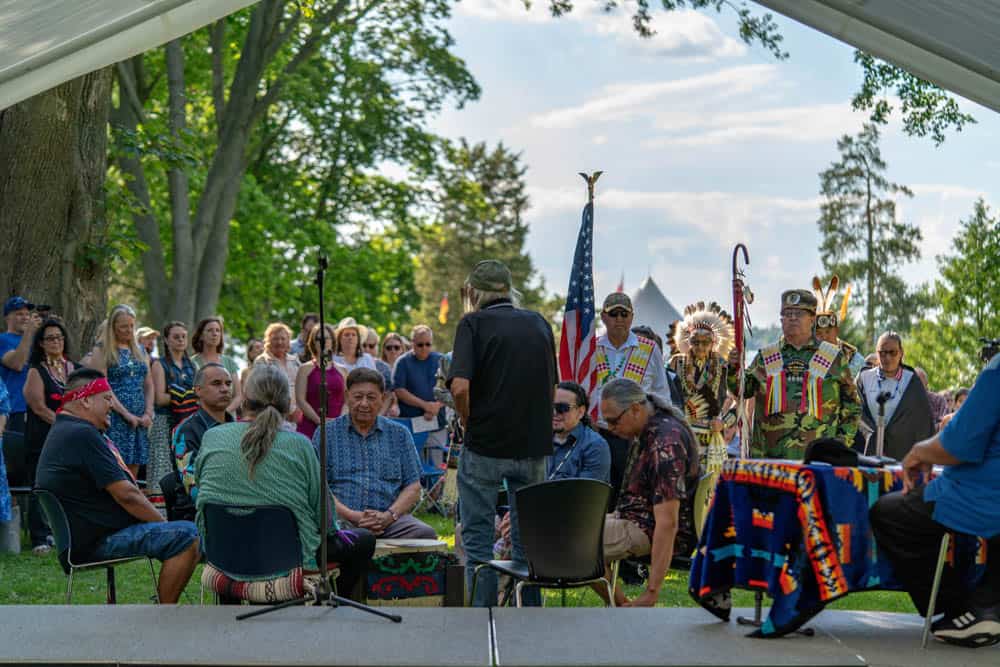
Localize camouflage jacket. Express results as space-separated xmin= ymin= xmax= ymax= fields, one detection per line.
xmin=728 ymin=336 xmax=861 ymax=459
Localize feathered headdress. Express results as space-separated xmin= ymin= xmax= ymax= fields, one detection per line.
xmin=812 ymin=275 xmax=852 ymax=325
xmin=674 ymin=301 xmax=735 ymax=357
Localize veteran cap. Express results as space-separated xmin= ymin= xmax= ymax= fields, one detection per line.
xmin=466 ymin=260 xmax=512 ymax=292
xmin=780 ymin=289 xmax=817 ymax=313
xmin=601 ymin=292 xmax=634 ymax=314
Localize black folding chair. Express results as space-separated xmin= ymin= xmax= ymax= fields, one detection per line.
xmin=33 ymin=489 xmax=159 ymax=604
xmin=470 ymin=478 xmax=614 ymax=607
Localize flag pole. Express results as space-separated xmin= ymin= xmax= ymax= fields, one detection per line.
xmin=579 ymin=171 xmax=602 ymax=205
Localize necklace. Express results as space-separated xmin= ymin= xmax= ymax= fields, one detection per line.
xmin=44 ymin=357 xmax=67 ymax=386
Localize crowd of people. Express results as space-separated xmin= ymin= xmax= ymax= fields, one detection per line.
xmin=0 ymin=261 xmax=996 ymax=647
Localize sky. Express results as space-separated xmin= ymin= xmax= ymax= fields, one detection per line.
xmin=428 ymin=0 xmax=999 ymax=327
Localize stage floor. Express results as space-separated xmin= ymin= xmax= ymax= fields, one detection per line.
xmin=0 ymin=606 xmax=996 ymax=666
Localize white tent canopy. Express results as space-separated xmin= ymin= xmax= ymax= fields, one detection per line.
xmin=753 ymin=0 xmax=1000 ymax=114
xmin=0 ymin=0 xmax=259 ymax=109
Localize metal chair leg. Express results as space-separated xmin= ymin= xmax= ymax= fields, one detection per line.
xmin=514 ymin=581 xmax=524 ymax=608
xmin=148 ymin=558 xmax=160 ymax=603
xmin=922 ymin=533 xmax=951 ymax=649
xmin=602 ymin=578 xmax=615 ymax=608
xmin=106 ymin=567 xmax=116 ymax=604
xmin=609 ymin=560 xmax=620 ymax=600
xmin=66 ymin=569 xmax=75 ymax=604
xmin=469 ymin=564 xmax=485 ymax=606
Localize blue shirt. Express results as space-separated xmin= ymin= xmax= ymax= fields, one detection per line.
xmin=392 ymin=351 xmax=442 ymax=418
xmin=313 ymin=415 xmax=420 ymax=512
xmin=0 ymin=333 xmax=27 ymax=413
xmin=546 ymin=422 xmax=611 ymax=482
xmin=0 ymin=380 xmax=10 ymax=416
xmin=925 ymin=356 xmax=1000 ymax=538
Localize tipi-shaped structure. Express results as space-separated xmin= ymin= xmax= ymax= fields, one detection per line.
xmin=631 ymin=275 xmax=682 ymax=341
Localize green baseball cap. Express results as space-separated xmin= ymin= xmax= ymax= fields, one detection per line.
xmin=780 ymin=289 xmax=818 ymax=313
xmin=466 ymin=260 xmax=512 ymax=291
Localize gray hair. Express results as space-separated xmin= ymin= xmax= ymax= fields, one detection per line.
xmin=240 ymin=364 xmax=290 ymax=479
xmin=194 ymin=362 xmax=229 ymax=387
xmin=463 ymin=285 xmax=522 ymax=312
xmin=601 ymin=378 xmax=694 ymax=430
xmin=877 ymin=331 xmax=903 ymax=350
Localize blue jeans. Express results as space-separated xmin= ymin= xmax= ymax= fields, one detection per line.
xmin=90 ymin=521 xmax=198 ymax=563
xmin=459 ymin=449 xmax=545 ymax=607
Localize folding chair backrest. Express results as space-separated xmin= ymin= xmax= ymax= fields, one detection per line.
xmin=514 ymin=478 xmax=611 ymax=583
xmin=3 ymin=431 xmax=29 ymax=487
xmin=202 ymin=504 xmax=302 ymax=577
xmin=388 ymin=417 xmax=429 ymax=448
xmin=33 ymin=489 xmax=74 ymax=573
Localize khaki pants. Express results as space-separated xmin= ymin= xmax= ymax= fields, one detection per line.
xmin=603 ymin=515 xmax=650 ymax=562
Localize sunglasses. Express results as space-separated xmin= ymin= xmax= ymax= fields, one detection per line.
xmin=604 ymin=404 xmax=632 ymax=427
xmin=605 ymin=309 xmax=631 ymax=319
xmin=780 ymin=309 xmax=808 ymax=320
xmin=363 ymin=342 xmax=377 ymax=349
xmin=553 ymin=402 xmax=577 ymax=415
xmin=384 ymin=344 xmax=402 ymax=351
xmin=415 ymin=342 xmax=433 ymax=348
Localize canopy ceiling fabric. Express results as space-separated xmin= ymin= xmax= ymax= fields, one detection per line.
xmin=0 ymin=0 xmax=260 ymax=109
xmin=753 ymin=0 xmax=1000 ymax=114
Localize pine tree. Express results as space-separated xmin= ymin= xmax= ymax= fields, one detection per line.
xmin=817 ymin=124 xmax=923 ymax=345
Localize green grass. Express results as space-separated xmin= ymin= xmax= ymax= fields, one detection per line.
xmin=0 ymin=511 xmax=915 ymax=612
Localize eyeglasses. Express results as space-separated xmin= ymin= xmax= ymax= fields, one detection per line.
xmin=384 ymin=345 xmax=402 ymax=352
xmin=604 ymin=404 xmax=632 ymax=427
xmin=780 ymin=310 xmax=808 ymax=320
xmin=877 ymin=349 xmax=900 ymax=357
xmin=42 ymin=335 xmax=64 ymax=343
xmin=605 ymin=309 xmax=630 ymax=319
xmin=415 ymin=342 xmax=433 ymax=348
xmin=553 ymin=402 xmax=577 ymax=415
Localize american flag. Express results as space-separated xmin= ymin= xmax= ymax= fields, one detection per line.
xmin=559 ymin=202 xmax=596 ymax=391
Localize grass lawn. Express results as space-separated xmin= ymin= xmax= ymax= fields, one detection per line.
xmin=1 ymin=510 xmax=915 ymax=613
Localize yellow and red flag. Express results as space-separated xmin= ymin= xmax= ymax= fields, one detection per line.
xmin=438 ymin=293 xmax=449 ymax=325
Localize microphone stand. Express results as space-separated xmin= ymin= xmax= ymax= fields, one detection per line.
xmin=875 ymin=392 xmax=889 ymax=458
xmin=238 ymin=254 xmax=401 ymax=623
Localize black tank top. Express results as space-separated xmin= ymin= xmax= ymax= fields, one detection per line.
xmin=25 ymin=360 xmax=71 ymax=453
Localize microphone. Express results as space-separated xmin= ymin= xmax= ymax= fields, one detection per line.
xmin=875 ymin=391 xmax=892 ymax=406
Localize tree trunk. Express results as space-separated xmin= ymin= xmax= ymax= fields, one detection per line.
xmin=865 ymin=174 xmax=875 ymax=346
xmin=0 ymin=69 xmax=114 ymax=355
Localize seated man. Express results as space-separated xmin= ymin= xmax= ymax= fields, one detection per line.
xmin=870 ymin=354 xmax=1000 ymax=648
xmin=35 ymin=368 xmax=199 ymax=603
xmin=549 ymin=381 xmax=610 ymax=481
xmin=171 ymin=362 xmax=235 ymax=508
xmin=314 ymin=368 xmax=436 ymax=539
xmin=597 ymin=377 xmax=699 ymax=607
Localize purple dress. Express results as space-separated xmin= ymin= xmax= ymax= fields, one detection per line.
xmin=297 ymin=366 xmax=345 ymax=441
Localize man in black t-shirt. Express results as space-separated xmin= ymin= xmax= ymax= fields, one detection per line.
xmin=36 ymin=368 xmax=199 ymax=603
xmin=448 ymin=260 xmax=557 ymax=607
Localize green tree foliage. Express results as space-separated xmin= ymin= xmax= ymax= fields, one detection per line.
xmin=413 ymin=140 xmax=549 ymax=347
xmin=108 ymin=0 xmax=480 ymax=339
xmin=817 ymin=124 xmax=924 ymax=347
xmin=907 ymin=199 xmax=1000 ymax=389
xmin=852 ymin=51 xmax=976 ymax=146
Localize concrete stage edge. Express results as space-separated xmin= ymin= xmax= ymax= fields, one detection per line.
xmin=0 ymin=606 xmax=997 ymax=667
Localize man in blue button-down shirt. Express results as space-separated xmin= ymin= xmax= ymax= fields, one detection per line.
xmin=870 ymin=353 xmax=1000 ymax=648
xmin=548 ymin=382 xmax=611 ymax=482
xmin=313 ymin=368 xmax=436 ymax=539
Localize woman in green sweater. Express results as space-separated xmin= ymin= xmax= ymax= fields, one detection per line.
xmin=195 ymin=364 xmax=374 ymax=598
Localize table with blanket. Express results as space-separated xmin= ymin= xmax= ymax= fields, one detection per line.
xmin=689 ymin=459 xmax=986 ymax=637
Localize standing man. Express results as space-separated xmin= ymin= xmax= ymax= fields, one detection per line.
xmin=290 ymin=312 xmax=319 ymax=361
xmin=0 ymin=296 xmax=39 ymax=433
xmin=448 ymin=260 xmax=556 ymax=607
xmin=729 ymin=289 xmax=860 ymax=459
xmin=814 ymin=311 xmax=865 ymax=377
xmin=393 ymin=325 xmax=446 ymax=462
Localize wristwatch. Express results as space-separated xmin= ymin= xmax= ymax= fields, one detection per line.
xmin=387 ymin=509 xmax=399 ymax=522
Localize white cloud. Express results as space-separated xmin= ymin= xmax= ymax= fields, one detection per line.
xmin=455 ymin=1 xmax=745 ymax=61
xmin=529 ymin=64 xmax=779 ymax=129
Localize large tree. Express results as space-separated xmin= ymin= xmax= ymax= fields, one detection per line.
xmin=0 ymin=70 xmax=114 ymax=353
xmin=107 ymin=0 xmax=477 ymax=335
xmin=817 ymin=123 xmax=923 ymax=346
xmin=413 ymin=140 xmax=548 ymax=346
xmin=907 ymin=198 xmax=1000 ymax=388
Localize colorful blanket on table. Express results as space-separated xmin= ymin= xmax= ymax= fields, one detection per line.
xmin=689 ymin=460 xmax=986 ymax=637
xmin=367 ymin=551 xmax=456 ymax=602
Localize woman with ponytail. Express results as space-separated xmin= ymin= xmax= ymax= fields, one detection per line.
xmin=194 ymin=364 xmax=375 ymax=597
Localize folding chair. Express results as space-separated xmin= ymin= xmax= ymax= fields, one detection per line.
xmin=200 ymin=503 xmax=337 ymax=605
xmin=922 ymin=532 xmax=952 ymax=649
xmin=470 ymin=478 xmax=614 ymax=607
xmin=389 ymin=418 xmax=449 ymax=515
xmin=33 ymin=489 xmax=159 ymax=604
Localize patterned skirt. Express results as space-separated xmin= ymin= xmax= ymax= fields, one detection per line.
xmin=107 ymin=412 xmax=149 ymax=466
xmin=0 ymin=440 xmax=11 ymax=523
xmin=146 ymin=413 xmax=173 ymax=516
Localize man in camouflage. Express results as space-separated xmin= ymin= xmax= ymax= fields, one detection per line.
xmin=728 ymin=289 xmax=861 ymax=459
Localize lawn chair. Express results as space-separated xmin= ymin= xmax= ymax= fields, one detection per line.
xmin=470 ymin=478 xmax=614 ymax=607
xmin=33 ymin=489 xmax=159 ymax=604
xmin=389 ymin=418 xmax=450 ymax=515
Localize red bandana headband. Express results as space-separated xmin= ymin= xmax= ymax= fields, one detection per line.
xmin=57 ymin=377 xmax=112 ymax=411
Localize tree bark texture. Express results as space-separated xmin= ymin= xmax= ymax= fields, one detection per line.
xmin=0 ymin=68 xmax=114 ymax=355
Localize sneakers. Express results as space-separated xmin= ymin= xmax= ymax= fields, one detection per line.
xmin=932 ymin=606 xmax=1000 ymax=648
xmin=31 ymin=544 xmax=52 ymax=556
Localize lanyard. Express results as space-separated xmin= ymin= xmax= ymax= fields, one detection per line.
xmin=548 ymin=436 xmax=578 ymax=479
xmin=876 ymin=367 xmax=904 ymax=402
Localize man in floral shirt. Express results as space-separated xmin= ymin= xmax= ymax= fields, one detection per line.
xmin=598 ymin=378 xmax=699 ymax=607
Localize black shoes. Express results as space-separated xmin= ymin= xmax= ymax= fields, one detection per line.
xmin=932 ymin=606 xmax=1000 ymax=648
